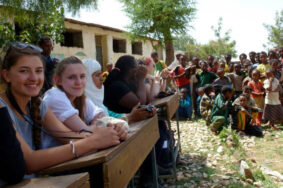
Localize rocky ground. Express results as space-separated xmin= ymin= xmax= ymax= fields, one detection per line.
xmin=161 ymin=119 xmax=283 ymax=188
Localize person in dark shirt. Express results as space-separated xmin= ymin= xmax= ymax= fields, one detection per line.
xmin=38 ymin=36 xmax=59 ymax=93
xmin=104 ymin=55 xmax=149 ymax=114
xmin=0 ymin=107 xmax=26 ymax=185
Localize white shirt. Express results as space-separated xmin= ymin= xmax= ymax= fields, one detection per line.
xmin=43 ymin=87 xmax=104 ymax=124
xmin=168 ymin=59 xmax=180 ymax=70
xmin=263 ymin=78 xmax=281 ymax=105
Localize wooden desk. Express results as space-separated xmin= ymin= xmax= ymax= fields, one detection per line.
xmin=152 ymin=93 xmax=179 ymax=120
xmin=39 ymin=115 xmax=159 ymax=188
xmin=4 ymin=173 xmax=89 ymax=188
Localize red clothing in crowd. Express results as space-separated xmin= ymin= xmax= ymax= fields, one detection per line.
xmin=174 ymin=66 xmax=190 ymax=87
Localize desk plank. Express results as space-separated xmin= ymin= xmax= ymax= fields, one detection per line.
xmin=39 ymin=116 xmax=159 ymax=175
xmin=103 ymin=115 xmax=159 ymax=188
xmin=152 ymin=94 xmax=179 ymax=119
xmin=4 ymin=173 xmax=89 ymax=188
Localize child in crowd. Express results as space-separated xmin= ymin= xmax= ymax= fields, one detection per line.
xmin=224 ymin=54 xmax=232 ymax=72
xmin=249 ymin=51 xmax=258 ymax=68
xmin=263 ymin=69 xmax=283 ymax=129
xmin=196 ymin=61 xmax=218 ymax=87
xmin=102 ymin=63 xmax=113 ymax=82
xmin=208 ymin=59 xmax=218 ymax=73
xmin=248 ymin=69 xmax=265 ymax=126
xmin=210 ymin=86 xmax=233 ymax=134
xmin=212 ymin=68 xmax=231 ymax=88
xmin=232 ymin=94 xmax=263 ymax=137
xmin=196 ymin=87 xmax=204 ymax=118
xmin=268 ymin=50 xmax=278 ymax=60
xmin=270 ymin=59 xmax=282 ymax=81
xmin=144 ymin=57 xmax=166 ymax=102
xmin=227 ymin=63 xmax=246 ymax=98
xmin=178 ymin=88 xmax=192 ymax=119
xmin=151 ymin=52 xmax=167 ymax=73
xmin=239 ymin=53 xmax=247 ymax=64
xmin=200 ymin=84 xmax=215 ymax=125
xmin=255 ymin=52 xmax=261 ymax=64
xmin=207 ymin=55 xmax=215 ymax=69
xmin=257 ymin=51 xmax=270 ymax=81
xmin=242 ymin=66 xmax=254 ymax=88
xmin=173 ymin=55 xmax=190 ymax=93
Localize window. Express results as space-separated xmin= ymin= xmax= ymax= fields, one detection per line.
xmin=61 ymin=30 xmax=83 ymax=48
xmin=113 ymin=39 xmax=126 ymax=53
xmin=132 ymin=42 xmax=143 ymax=55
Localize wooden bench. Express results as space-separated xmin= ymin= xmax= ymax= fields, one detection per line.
xmin=38 ymin=115 xmax=159 ymax=188
xmin=4 ymin=173 xmax=89 ymax=188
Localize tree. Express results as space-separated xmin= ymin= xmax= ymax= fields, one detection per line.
xmin=173 ymin=34 xmax=195 ymax=52
xmin=0 ymin=0 xmax=98 ymax=52
xmin=186 ymin=17 xmax=237 ymax=59
xmin=119 ymin=0 xmax=196 ymax=65
xmin=263 ymin=10 xmax=283 ymax=48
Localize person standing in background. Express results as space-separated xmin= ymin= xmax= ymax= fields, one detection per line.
xmin=38 ymin=36 xmax=59 ymax=93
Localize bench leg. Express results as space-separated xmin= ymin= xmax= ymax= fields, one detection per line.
xmin=89 ymin=164 xmax=103 ymax=188
xmin=150 ymin=148 xmax=158 ymax=187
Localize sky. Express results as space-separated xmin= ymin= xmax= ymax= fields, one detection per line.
xmin=67 ymin=0 xmax=282 ymax=58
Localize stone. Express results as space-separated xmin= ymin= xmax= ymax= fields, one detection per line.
xmin=240 ymin=160 xmax=254 ymax=180
xmin=176 ymin=171 xmax=186 ymax=181
xmin=261 ymin=166 xmax=283 ymax=181
xmin=253 ymin=181 xmax=263 ymax=187
xmin=203 ymin=173 xmax=208 ymax=178
xmin=212 ymin=160 xmax=217 ymax=166
xmin=246 ymin=178 xmax=254 ymax=184
xmin=251 ymin=158 xmax=256 ymax=163
xmin=217 ymin=146 xmax=223 ymax=153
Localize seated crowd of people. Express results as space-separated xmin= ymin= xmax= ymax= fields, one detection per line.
xmin=0 ymin=35 xmax=282 ymax=186
xmin=171 ymin=50 xmax=283 ymax=137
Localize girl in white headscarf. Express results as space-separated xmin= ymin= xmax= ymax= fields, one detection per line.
xmin=83 ymin=58 xmax=157 ymax=123
xmin=83 ymin=59 xmax=109 ymax=115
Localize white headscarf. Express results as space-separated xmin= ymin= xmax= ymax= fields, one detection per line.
xmin=83 ymin=58 xmax=108 ymax=115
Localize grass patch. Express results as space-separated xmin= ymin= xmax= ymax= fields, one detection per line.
xmin=227 ymin=182 xmax=252 ymax=188
xmin=200 ymin=166 xmax=217 ymax=178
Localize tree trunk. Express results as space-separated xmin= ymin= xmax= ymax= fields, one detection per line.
xmin=164 ymin=40 xmax=174 ymax=66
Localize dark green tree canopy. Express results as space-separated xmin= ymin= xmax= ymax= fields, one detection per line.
xmin=0 ymin=0 xmax=98 ymax=52
xmin=120 ymin=0 xmax=196 ymax=64
xmin=120 ymin=0 xmax=196 ymax=42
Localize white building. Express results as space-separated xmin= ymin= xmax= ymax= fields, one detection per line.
xmin=53 ymin=18 xmax=165 ymax=70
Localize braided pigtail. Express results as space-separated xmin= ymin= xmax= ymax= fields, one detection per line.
xmin=30 ymin=96 xmax=42 ymax=150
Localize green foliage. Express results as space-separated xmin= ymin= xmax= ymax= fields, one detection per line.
xmin=120 ymin=0 xmax=196 ymax=64
xmin=264 ymin=9 xmax=283 ymax=48
xmin=0 ymin=0 xmax=98 ymax=52
xmin=0 ymin=0 xmax=97 ymax=15
xmin=173 ymin=34 xmax=195 ymax=52
xmin=185 ymin=17 xmax=237 ymax=59
xmin=218 ymin=127 xmax=230 ymax=142
xmin=120 ymin=0 xmax=196 ymax=42
xmin=253 ymin=169 xmax=266 ymax=181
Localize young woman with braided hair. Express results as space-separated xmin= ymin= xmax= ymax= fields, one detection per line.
xmin=0 ymin=43 xmax=121 ymax=181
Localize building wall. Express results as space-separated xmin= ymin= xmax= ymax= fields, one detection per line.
xmin=52 ymin=20 xmax=164 ymax=70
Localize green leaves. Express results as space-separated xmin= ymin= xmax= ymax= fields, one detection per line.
xmin=174 ymin=17 xmax=237 ymax=59
xmin=0 ymin=0 xmax=98 ymax=49
xmin=263 ymin=9 xmax=283 ymax=49
xmin=120 ymin=0 xmax=196 ymax=43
